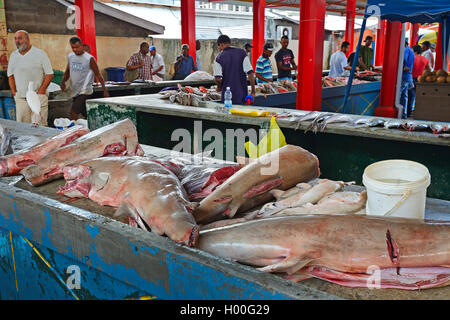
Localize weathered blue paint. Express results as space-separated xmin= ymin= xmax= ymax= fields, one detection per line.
xmin=0 ymin=184 xmax=310 ymax=300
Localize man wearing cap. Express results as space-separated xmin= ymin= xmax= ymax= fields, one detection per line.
xmin=150 ymin=46 xmax=165 ymax=81
xmin=244 ymin=43 xmax=253 ymax=55
xmin=255 ymin=43 xmax=274 ymax=84
xmin=126 ymin=42 xmax=152 ymax=81
xmin=214 ymin=35 xmax=256 ymax=105
xmin=400 ymin=40 xmax=415 ymax=119
xmin=358 ymin=36 xmax=374 ymax=71
xmin=173 ymin=44 xmax=197 ymax=80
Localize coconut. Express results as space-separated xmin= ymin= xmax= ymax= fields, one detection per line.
xmin=447 ymin=76 xmax=450 ymax=83
xmin=426 ymin=75 xmax=436 ymax=83
xmin=437 ymin=76 xmax=446 ymax=83
xmin=418 ymin=75 xmax=425 ymax=83
xmin=436 ymin=69 xmax=447 ymax=77
xmin=422 ymin=70 xmax=432 ymax=77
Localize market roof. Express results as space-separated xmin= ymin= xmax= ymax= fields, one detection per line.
xmin=208 ymin=0 xmax=369 ymax=15
xmin=55 ymin=0 xmax=165 ymax=34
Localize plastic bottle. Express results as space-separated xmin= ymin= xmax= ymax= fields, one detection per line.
xmin=224 ymin=87 xmax=232 ymax=114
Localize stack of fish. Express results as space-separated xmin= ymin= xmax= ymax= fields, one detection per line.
xmin=256 ymin=80 xmax=297 ymax=95
xmin=159 ymin=84 xmax=222 ymax=107
xmin=5 ymin=120 xmax=448 ymax=290
xmin=283 ymin=110 xmax=450 ymax=136
xmin=322 ymin=76 xmax=370 ymax=88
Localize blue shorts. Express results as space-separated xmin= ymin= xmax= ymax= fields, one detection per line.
xmin=278 ymin=77 xmax=293 ymax=81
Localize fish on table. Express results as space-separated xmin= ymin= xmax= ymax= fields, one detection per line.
xmin=58 ymin=156 xmax=199 ymax=247
xmin=20 ymin=119 xmax=144 ymax=186
xmin=0 ymin=125 xmax=12 ymax=156
xmin=353 ymin=118 xmax=386 ymax=128
xmin=318 ymin=114 xmax=353 ymax=132
xmin=0 ymin=125 xmax=90 ymax=177
xmin=305 ymin=113 xmax=334 ymax=134
xmin=197 ymin=214 xmax=450 ymax=290
xmin=258 ymin=179 xmax=357 ymax=217
xmin=154 ymin=154 xmax=241 ymax=202
xmin=193 ymin=145 xmax=320 ymax=224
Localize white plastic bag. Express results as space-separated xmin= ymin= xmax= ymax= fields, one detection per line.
xmin=26 ymin=82 xmax=42 ymax=125
xmin=184 ymin=71 xmax=214 ymax=82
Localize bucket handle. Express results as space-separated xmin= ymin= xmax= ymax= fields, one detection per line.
xmin=383 ymin=189 xmax=412 ymax=217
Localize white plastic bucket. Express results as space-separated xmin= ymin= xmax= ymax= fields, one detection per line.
xmin=362 ymin=160 xmax=431 ymax=219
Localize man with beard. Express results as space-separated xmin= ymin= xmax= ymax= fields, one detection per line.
xmin=7 ymin=30 xmax=54 ymax=126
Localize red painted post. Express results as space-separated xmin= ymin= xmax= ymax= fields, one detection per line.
xmin=296 ymin=0 xmax=326 ymax=111
xmin=410 ymin=23 xmax=420 ymax=47
xmin=344 ymin=0 xmax=356 ymax=57
xmin=378 ymin=21 xmax=402 ymax=109
xmin=375 ymin=19 xmax=387 ymax=66
xmin=252 ymin=0 xmax=265 ymax=70
xmin=75 ymin=0 xmax=97 ymax=59
xmin=180 ymin=0 xmax=196 ymax=64
xmin=435 ymin=23 xmax=443 ymax=71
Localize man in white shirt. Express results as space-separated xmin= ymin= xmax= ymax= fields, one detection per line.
xmin=329 ymin=41 xmax=354 ymax=78
xmin=149 ymin=46 xmax=165 ymax=81
xmin=7 ymin=30 xmax=54 ymax=126
xmin=196 ymin=40 xmax=202 ymax=71
xmin=61 ymin=37 xmax=108 ymax=120
xmin=421 ymin=41 xmax=435 ymax=71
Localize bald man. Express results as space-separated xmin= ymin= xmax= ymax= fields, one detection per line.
xmin=7 ymin=30 xmax=54 ymax=126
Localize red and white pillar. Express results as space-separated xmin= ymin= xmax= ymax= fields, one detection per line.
xmin=409 ymin=23 xmax=420 ymax=47
xmin=377 ymin=21 xmax=403 ymax=114
xmin=75 ymin=0 xmax=97 ymax=59
xmin=375 ymin=19 xmax=387 ymax=66
xmin=252 ymin=0 xmax=265 ymax=70
xmin=181 ymin=0 xmax=196 ymax=64
xmin=296 ymin=0 xmax=326 ymax=111
xmin=344 ymin=0 xmax=356 ymax=56
xmin=435 ymin=23 xmax=443 ymax=71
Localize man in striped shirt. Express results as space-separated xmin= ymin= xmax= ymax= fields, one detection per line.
xmin=255 ymin=43 xmax=274 ymax=84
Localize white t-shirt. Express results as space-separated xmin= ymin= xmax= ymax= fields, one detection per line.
xmin=68 ymin=52 xmax=94 ymax=97
xmin=151 ymin=53 xmax=165 ymax=76
xmin=7 ymin=46 xmax=54 ymax=98
xmin=329 ymin=51 xmax=348 ymax=78
xmin=422 ymin=49 xmax=435 ymax=71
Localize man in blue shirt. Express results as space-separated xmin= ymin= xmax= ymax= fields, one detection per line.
xmin=255 ymin=43 xmax=274 ymax=84
xmin=400 ymin=41 xmax=415 ymax=119
xmin=329 ymin=41 xmax=354 ymax=78
xmin=173 ymin=44 xmax=197 ymax=80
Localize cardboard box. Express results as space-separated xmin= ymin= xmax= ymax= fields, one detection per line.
xmin=414 ymin=83 xmax=450 ymax=122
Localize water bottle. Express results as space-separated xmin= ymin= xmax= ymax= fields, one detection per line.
xmin=224 ymin=87 xmax=232 ymax=114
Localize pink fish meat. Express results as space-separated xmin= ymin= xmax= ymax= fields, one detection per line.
xmin=286 ymin=266 xmax=450 ymax=290
xmin=0 ymin=125 xmax=90 ymax=177
xmin=197 ymin=215 xmax=450 ymax=289
xmin=21 ymin=119 xmax=144 ymax=186
xmin=193 ymin=145 xmax=320 ymax=224
xmin=58 ymin=156 xmax=199 ymax=246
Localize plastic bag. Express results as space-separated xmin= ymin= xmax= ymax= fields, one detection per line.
xmin=184 ymin=71 xmax=214 ymax=82
xmin=245 ymin=116 xmax=287 ymax=158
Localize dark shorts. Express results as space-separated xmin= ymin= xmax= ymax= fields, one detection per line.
xmin=71 ymin=94 xmax=92 ymax=118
